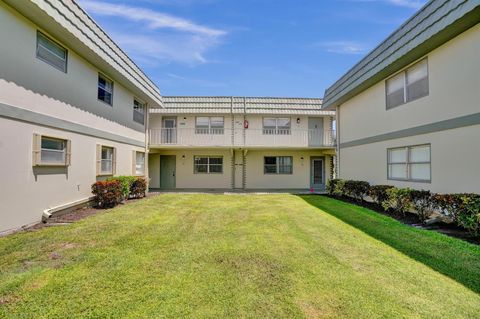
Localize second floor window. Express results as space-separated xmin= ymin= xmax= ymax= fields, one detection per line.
xmin=36 ymin=31 xmax=67 ymax=73
xmin=98 ymin=74 xmax=113 ymax=105
xmin=195 ymin=117 xmax=224 ymax=134
xmin=263 ymin=118 xmax=291 ymax=135
xmin=386 ymin=59 xmax=428 ymax=109
xmin=133 ymin=99 xmax=145 ymax=125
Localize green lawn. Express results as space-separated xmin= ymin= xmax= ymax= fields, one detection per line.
xmin=0 ymin=194 xmax=479 ymax=318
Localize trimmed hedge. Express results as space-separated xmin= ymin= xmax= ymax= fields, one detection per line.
xmin=382 ymin=187 xmax=413 ymax=216
xmin=92 ymin=176 xmax=147 ymax=209
xmin=369 ymin=185 xmax=394 ymax=206
xmin=91 ymin=180 xmax=123 ymax=208
xmin=130 ymin=177 xmax=147 ymax=199
xmin=106 ymin=176 xmax=147 ymax=200
xmin=326 ymin=179 xmax=480 ymax=236
xmin=433 ymin=193 xmax=480 ymax=236
xmin=344 ymin=180 xmax=370 ymax=202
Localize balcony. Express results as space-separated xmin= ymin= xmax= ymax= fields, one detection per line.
xmin=149 ymin=128 xmax=336 ymax=148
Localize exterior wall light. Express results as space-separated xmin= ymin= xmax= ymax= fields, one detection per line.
xmin=296 ymin=118 xmax=300 ymax=124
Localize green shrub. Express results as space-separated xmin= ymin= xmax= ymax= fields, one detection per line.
xmin=326 ymin=179 xmax=341 ymax=195
xmin=410 ymin=190 xmax=434 ymax=222
xmin=108 ymin=176 xmax=137 ymax=200
xmin=344 ymin=180 xmax=370 ymax=202
xmin=369 ymin=185 xmax=394 ymax=207
xmin=434 ymin=194 xmax=480 ymax=236
xmin=382 ymin=187 xmax=413 ymax=216
xmin=130 ymin=177 xmax=147 ymax=199
xmin=456 ymin=194 xmax=480 ymax=236
xmin=333 ymin=179 xmax=346 ymax=197
xmin=432 ymin=194 xmax=463 ymax=221
xmin=91 ymin=180 xmax=123 ymax=208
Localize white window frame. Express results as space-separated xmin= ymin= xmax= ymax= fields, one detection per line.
xmin=133 ymin=99 xmax=145 ymax=125
xmin=264 ymin=156 xmax=293 ymax=175
xmin=195 ymin=117 xmax=224 ymax=135
xmin=36 ymin=31 xmax=68 ymax=73
xmin=98 ymin=74 xmax=114 ymax=106
xmin=33 ymin=134 xmax=71 ymax=167
xmin=387 ymin=144 xmax=431 ymax=183
xmin=97 ymin=145 xmax=115 ymax=176
xmin=134 ymin=151 xmax=145 ymax=176
xmin=194 ymin=156 xmax=223 ymax=174
xmin=386 ymin=58 xmax=429 ymax=110
xmin=263 ymin=117 xmax=291 ymax=135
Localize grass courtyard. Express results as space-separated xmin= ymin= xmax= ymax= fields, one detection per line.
xmin=0 ymin=194 xmax=479 ymax=318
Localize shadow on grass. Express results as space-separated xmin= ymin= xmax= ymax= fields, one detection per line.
xmin=298 ymin=195 xmax=480 ymax=294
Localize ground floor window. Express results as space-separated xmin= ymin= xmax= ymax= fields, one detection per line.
xmin=135 ymin=151 xmax=145 ymax=175
xmin=194 ymin=156 xmax=223 ymax=174
xmin=387 ymin=144 xmax=431 ymax=182
xmin=97 ymin=145 xmax=116 ymax=176
xmin=264 ymin=156 xmax=293 ymax=174
xmin=33 ymin=134 xmax=71 ymax=166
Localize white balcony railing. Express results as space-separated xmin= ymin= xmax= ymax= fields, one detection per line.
xmin=150 ymin=128 xmax=336 ymax=148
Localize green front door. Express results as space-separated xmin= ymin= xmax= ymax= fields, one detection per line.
xmin=160 ymin=155 xmax=176 ymax=189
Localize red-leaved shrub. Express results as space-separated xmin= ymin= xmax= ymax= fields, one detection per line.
xmin=91 ymin=180 xmax=123 ymax=208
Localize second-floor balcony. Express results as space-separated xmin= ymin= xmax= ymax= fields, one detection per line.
xmin=149 ymin=128 xmax=336 ymax=148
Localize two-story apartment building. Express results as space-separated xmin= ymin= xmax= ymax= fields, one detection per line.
xmin=148 ymin=97 xmax=336 ymax=191
xmin=0 ymin=0 xmax=162 ymax=233
xmin=323 ymin=0 xmax=480 ymax=194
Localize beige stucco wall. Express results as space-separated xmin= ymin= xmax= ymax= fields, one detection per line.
xmin=149 ymin=114 xmax=334 ymax=148
xmin=339 ymin=125 xmax=480 ymax=194
xmin=150 ymin=114 xmax=332 ymax=132
xmin=0 ymin=117 xmax=145 ymax=233
xmin=0 ymin=1 xmax=147 ymax=133
xmin=339 ymin=23 xmax=480 ymax=144
xmin=149 ymin=149 xmax=232 ymax=189
xmin=246 ymin=150 xmax=331 ymax=189
xmin=149 ymin=149 xmax=332 ymax=190
xmin=336 ymin=24 xmax=480 ymax=193
xmin=0 ymin=3 xmax=148 ymax=233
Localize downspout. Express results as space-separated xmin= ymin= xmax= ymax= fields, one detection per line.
xmin=231 ymin=96 xmax=235 ymax=189
xmin=145 ymin=103 xmax=150 ymax=190
xmin=336 ymin=105 xmax=340 ymax=178
xmin=242 ymin=97 xmax=247 ymax=190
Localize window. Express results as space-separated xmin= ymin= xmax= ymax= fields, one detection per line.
xmin=36 ymin=31 xmax=67 ymax=72
xmin=96 ymin=145 xmax=116 ymax=175
xmin=194 ymin=156 xmax=223 ymax=174
xmin=388 ymin=144 xmax=431 ymax=182
xmin=133 ymin=99 xmax=145 ymax=125
xmin=33 ymin=134 xmax=71 ymax=166
xmin=98 ymin=74 xmax=113 ymax=105
xmin=195 ymin=117 xmax=224 ymax=134
xmin=263 ymin=118 xmax=291 ymax=135
xmin=134 ymin=151 xmax=145 ymax=176
xmin=386 ymin=59 xmax=428 ymax=109
xmin=264 ymin=156 xmax=293 ymax=174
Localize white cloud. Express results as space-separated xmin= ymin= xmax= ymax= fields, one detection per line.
xmin=348 ymin=0 xmax=426 ymax=9
xmin=314 ymin=41 xmax=370 ymax=55
xmin=80 ymin=0 xmax=225 ymax=36
xmin=79 ymin=0 xmax=226 ymax=65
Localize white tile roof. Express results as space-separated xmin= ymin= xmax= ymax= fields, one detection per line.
xmin=151 ymin=96 xmax=335 ymax=116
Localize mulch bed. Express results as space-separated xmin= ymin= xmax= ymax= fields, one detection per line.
xmin=323 ymin=195 xmax=480 ymax=245
xmin=26 ymin=192 xmax=160 ymax=232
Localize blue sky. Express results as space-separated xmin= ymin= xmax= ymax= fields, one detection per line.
xmin=79 ymin=0 xmax=427 ymax=97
